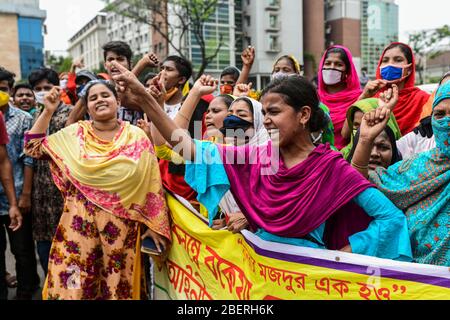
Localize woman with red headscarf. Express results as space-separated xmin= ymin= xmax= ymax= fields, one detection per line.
xmin=318 ymin=46 xmax=362 ymax=150
xmin=360 ymin=42 xmax=430 ymax=135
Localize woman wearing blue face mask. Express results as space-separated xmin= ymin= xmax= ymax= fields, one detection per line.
xmin=350 ymin=81 xmax=450 ymax=266
xmin=360 ymin=42 xmax=430 ymax=136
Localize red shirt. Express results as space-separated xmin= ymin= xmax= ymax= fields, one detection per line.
xmin=0 ymin=112 xmax=9 ymax=145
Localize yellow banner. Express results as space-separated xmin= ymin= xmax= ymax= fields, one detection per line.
xmin=154 ymin=194 xmax=450 ymax=300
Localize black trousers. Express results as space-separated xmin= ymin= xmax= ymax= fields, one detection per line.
xmin=0 ymin=213 xmax=40 ymax=300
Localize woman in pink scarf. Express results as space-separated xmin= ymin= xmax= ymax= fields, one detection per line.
xmin=111 ymin=61 xmax=412 ymax=261
xmin=318 ymin=46 xmax=362 ymax=149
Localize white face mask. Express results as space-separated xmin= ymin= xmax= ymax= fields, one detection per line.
xmin=59 ymin=79 xmax=68 ymax=89
xmin=271 ymin=72 xmax=289 ymax=81
xmin=34 ymin=91 xmax=48 ymax=105
xmin=322 ymin=69 xmax=343 ymax=85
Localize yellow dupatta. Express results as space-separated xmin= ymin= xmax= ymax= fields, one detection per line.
xmin=42 ymin=120 xmax=171 ymax=241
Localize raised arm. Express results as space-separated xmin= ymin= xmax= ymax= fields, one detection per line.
xmin=351 ymin=107 xmax=391 ymax=178
xmin=236 ymin=46 xmax=255 ymax=85
xmin=132 ymin=52 xmax=159 ymax=78
xmin=112 ymin=61 xmax=196 ymax=161
xmin=29 ymin=87 xmax=61 ymax=134
xmin=66 ymin=99 xmax=87 ymax=126
xmin=150 ymin=73 xmax=218 ymax=147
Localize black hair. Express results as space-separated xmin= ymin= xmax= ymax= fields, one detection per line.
xmin=384 ymin=43 xmax=413 ymax=64
xmin=214 ymin=94 xmax=235 ymax=109
xmin=220 ymin=67 xmax=240 ymax=81
xmin=0 ymin=67 xmax=16 ymax=89
xmin=325 ymin=47 xmax=351 ymax=72
xmin=274 ymin=55 xmax=299 ymax=74
xmin=102 ymin=41 xmax=133 ymax=68
xmin=163 ymin=56 xmax=192 ymax=84
xmin=347 ymin=127 xmax=402 ymax=165
xmin=232 ymin=97 xmax=254 ymax=114
xmin=261 ymin=75 xmax=326 ymax=132
xmin=13 ymin=83 xmax=34 ymax=98
xmin=144 ymin=72 xmax=158 ymax=84
xmin=82 ymin=81 xmax=118 ymax=104
xmin=28 ymin=68 xmax=59 ymax=89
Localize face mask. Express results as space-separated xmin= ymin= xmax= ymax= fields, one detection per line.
xmin=220 ymin=84 xmax=234 ymax=95
xmin=271 ymin=72 xmax=290 ymax=82
xmin=76 ymin=85 xmax=86 ymax=96
xmin=322 ymin=69 xmax=343 ymax=85
xmin=220 ymin=115 xmax=253 ymax=137
xmin=432 ymin=116 xmax=450 ymax=157
xmin=59 ymin=79 xmax=68 ymax=89
xmin=0 ymin=91 xmax=9 ymax=107
xmin=380 ymin=64 xmax=411 ymax=81
xmin=34 ymin=91 xmax=48 ymax=105
xmin=165 ymin=87 xmax=179 ymax=102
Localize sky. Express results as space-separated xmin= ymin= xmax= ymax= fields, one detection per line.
xmin=40 ymin=0 xmax=450 ymax=54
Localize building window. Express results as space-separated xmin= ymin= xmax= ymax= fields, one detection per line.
xmin=245 ymin=15 xmax=251 ymax=27
xmin=268 ymin=0 xmax=280 ymax=6
xmin=269 ymin=35 xmax=279 ymax=51
xmin=269 ymin=14 xmax=278 ymax=28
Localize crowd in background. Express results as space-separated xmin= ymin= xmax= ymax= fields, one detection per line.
xmin=0 ymin=37 xmax=449 ymax=300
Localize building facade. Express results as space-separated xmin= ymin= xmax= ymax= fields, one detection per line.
xmin=360 ymin=0 xmax=398 ymax=76
xmin=0 ymin=0 xmax=46 ymax=80
xmin=324 ymin=0 xmax=398 ymax=78
xmin=68 ymin=14 xmax=108 ymax=72
xmin=243 ymin=0 xmax=304 ymax=90
xmin=105 ymin=0 xmax=152 ymax=58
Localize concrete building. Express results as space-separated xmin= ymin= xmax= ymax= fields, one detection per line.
xmin=324 ymin=0 xmax=398 ymax=77
xmin=0 ymin=0 xmax=46 ymax=80
xmin=303 ymin=0 xmax=325 ymax=80
xmin=68 ymin=14 xmax=108 ymax=72
xmin=360 ymin=0 xmax=398 ymax=77
xmin=187 ymin=0 xmax=242 ymax=77
xmin=105 ymin=0 xmax=152 ymax=58
xmin=243 ymin=0 xmax=304 ymax=90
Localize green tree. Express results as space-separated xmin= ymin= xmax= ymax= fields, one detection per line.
xmin=408 ymin=25 xmax=450 ymax=84
xmin=46 ymin=55 xmax=73 ymax=73
xmin=104 ymin=0 xmax=224 ymax=80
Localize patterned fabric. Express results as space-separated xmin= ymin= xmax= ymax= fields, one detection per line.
xmin=370 ymin=81 xmax=450 ymax=266
xmin=370 ymin=149 xmax=450 ymax=266
xmin=0 ymin=105 xmax=33 ymax=215
xmin=43 ymin=184 xmax=144 ymax=300
xmin=24 ymin=120 xmax=170 ymax=299
xmin=31 ymin=103 xmax=72 ymax=241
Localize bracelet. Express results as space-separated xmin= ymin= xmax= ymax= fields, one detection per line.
xmin=351 ymin=161 xmax=369 ymax=171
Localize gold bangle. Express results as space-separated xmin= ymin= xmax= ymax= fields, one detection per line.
xmin=351 ymin=161 xmax=369 ymax=171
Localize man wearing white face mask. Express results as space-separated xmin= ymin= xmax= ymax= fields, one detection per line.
xmin=28 ymin=68 xmax=72 ymax=277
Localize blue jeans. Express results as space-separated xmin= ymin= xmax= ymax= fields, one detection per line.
xmin=36 ymin=240 xmax=52 ymax=276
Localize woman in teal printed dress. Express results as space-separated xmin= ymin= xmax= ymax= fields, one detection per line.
xmin=351 ymin=80 xmax=450 ymax=266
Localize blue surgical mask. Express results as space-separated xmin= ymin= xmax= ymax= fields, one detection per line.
xmin=380 ymin=64 xmax=410 ymax=81
xmin=432 ymin=116 xmax=450 ymax=157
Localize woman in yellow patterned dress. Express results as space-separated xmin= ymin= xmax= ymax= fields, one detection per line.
xmin=24 ymin=81 xmax=171 ymax=300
